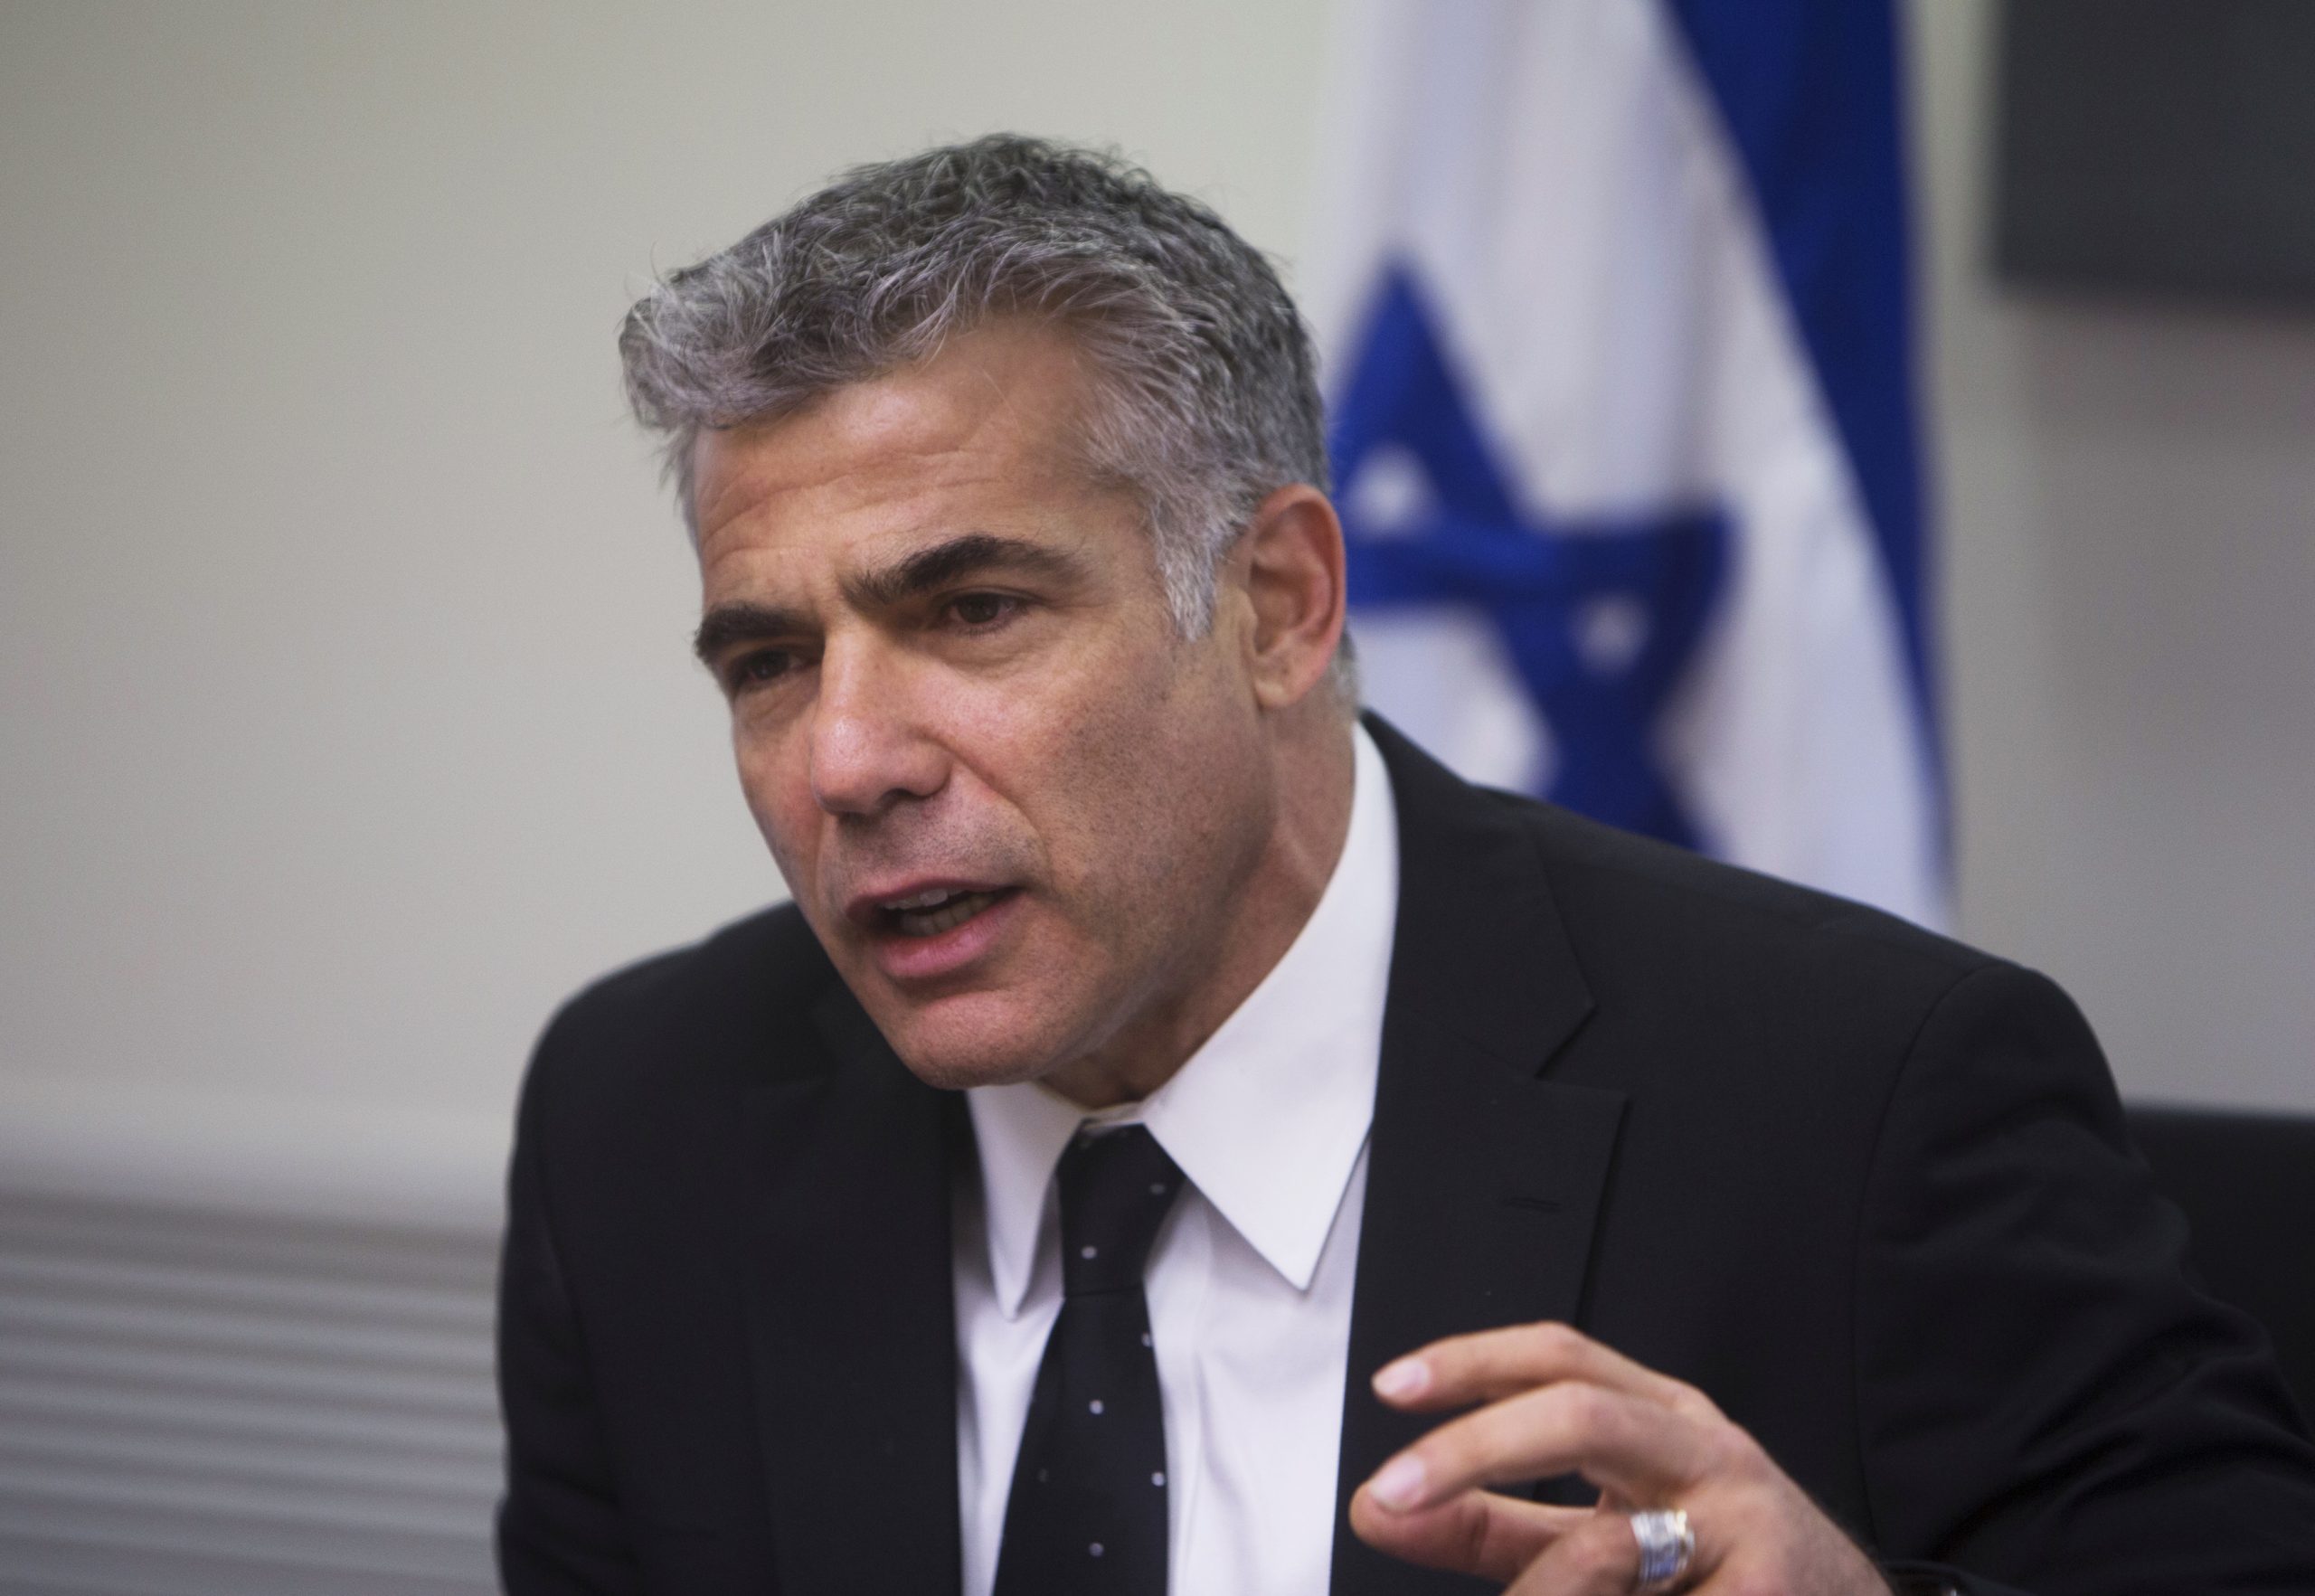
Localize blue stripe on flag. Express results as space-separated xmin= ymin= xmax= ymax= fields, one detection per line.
xmin=1661 ymin=0 xmax=1940 ymax=789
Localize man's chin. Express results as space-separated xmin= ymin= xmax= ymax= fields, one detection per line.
xmin=854 ymin=988 xmax=1070 ymax=1093
xmin=893 ymin=1050 xmax=1054 ymax=1093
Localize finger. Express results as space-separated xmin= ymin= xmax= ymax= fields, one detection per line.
xmin=1347 ymin=1485 xmax=1591 ymax=1583
xmin=1365 ymin=1380 xmax=1707 ymax=1514
xmin=1504 ymin=1506 xmax=1709 ymax=1596
xmin=1373 ymin=1321 xmax=1716 ymax=1421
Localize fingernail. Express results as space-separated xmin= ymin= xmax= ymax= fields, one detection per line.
xmin=1368 ymin=1452 xmax=1428 ymax=1510
xmin=1373 ymin=1356 xmax=1430 ymax=1401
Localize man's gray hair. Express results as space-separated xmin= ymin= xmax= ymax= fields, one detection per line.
xmin=619 ymin=134 xmax=1332 ymax=636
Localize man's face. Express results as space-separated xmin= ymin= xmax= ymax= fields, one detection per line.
xmin=689 ymin=321 xmax=1281 ymax=1091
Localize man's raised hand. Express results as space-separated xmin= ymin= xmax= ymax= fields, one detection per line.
xmin=1348 ymin=1321 xmax=1894 ymax=1595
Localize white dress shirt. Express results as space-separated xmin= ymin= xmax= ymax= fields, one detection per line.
xmin=954 ymin=725 xmax=1400 ymax=1596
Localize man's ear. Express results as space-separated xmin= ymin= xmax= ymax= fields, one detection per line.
xmin=1234 ymin=484 xmax=1348 ymax=710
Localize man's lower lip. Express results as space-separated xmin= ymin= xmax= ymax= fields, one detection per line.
xmin=867 ymin=889 xmax=1021 ymax=982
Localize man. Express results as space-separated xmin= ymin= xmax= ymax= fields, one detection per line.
xmin=497 ymin=137 xmax=2315 ymax=1595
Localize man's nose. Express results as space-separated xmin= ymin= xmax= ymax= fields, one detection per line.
xmin=807 ymin=644 xmax=949 ymax=817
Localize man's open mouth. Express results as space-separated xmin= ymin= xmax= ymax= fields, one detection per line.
xmin=882 ymin=886 xmax=1010 ymax=939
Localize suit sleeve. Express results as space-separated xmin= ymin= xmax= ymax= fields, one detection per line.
xmin=1853 ymin=961 xmax=2315 ymax=1595
xmin=496 ymin=1024 xmax=646 ymax=1596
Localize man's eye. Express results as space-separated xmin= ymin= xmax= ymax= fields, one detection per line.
xmin=726 ymin=650 xmax=795 ymax=692
xmin=946 ymin=592 xmax=1021 ymax=628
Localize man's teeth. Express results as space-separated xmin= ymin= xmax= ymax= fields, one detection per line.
xmin=890 ymin=889 xmax=998 ymax=937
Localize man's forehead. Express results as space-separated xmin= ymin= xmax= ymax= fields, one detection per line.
xmin=693 ymin=478 xmax=994 ymax=611
xmin=700 ymin=321 xmax=1089 ymax=472
xmin=689 ymin=407 xmax=978 ymax=545
xmin=690 ymin=334 xmax=1101 ymax=568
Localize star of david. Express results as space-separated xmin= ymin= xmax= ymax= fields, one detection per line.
xmin=1331 ymin=266 xmax=1729 ymax=848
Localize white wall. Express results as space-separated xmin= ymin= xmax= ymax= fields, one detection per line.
xmin=1914 ymin=0 xmax=2315 ymax=1113
xmin=2 ymin=0 xmax=2310 ymax=1233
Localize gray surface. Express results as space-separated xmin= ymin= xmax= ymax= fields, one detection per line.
xmin=0 ymin=1190 xmax=499 ymax=1595
xmin=1995 ymin=0 xmax=2315 ymax=303
xmin=1918 ymin=0 xmax=2315 ymax=1112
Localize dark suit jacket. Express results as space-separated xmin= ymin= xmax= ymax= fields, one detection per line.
xmin=498 ymin=719 xmax=2315 ymax=1594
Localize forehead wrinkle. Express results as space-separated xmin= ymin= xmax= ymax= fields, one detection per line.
xmin=701 ymin=415 xmax=1023 ymax=543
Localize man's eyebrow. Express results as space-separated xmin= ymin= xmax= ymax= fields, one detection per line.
xmin=693 ymin=601 xmax=810 ymax=666
xmin=692 ymin=534 xmax=1086 ymax=666
xmin=841 ymin=532 xmax=1086 ymax=610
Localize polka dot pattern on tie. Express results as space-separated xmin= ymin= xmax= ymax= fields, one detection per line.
xmin=990 ymin=1125 xmax=1184 ymax=1596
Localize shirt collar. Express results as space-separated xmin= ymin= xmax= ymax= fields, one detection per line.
xmin=967 ymin=724 xmax=1399 ymax=1312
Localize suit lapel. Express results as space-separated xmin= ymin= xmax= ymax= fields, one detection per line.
xmin=738 ymin=980 xmax=964 ymax=1594
xmin=1330 ymin=721 xmax=1630 ymax=1596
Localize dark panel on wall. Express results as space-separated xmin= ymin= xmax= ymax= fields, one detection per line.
xmin=1995 ymin=0 xmax=2315 ymax=303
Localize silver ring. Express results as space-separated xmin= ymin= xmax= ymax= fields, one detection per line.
xmin=1629 ymin=1507 xmax=1695 ymax=1593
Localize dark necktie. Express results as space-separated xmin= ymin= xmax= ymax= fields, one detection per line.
xmin=992 ymin=1124 xmax=1184 ymax=1596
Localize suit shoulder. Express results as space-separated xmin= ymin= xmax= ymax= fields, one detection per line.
xmin=522 ymin=902 xmax=836 ymax=1122
xmin=1368 ymin=715 xmax=1986 ymax=1006
xmin=1502 ymin=790 xmax=1995 ymax=1012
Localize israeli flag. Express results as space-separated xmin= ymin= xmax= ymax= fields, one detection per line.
xmin=1306 ymin=0 xmax=1943 ymax=927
